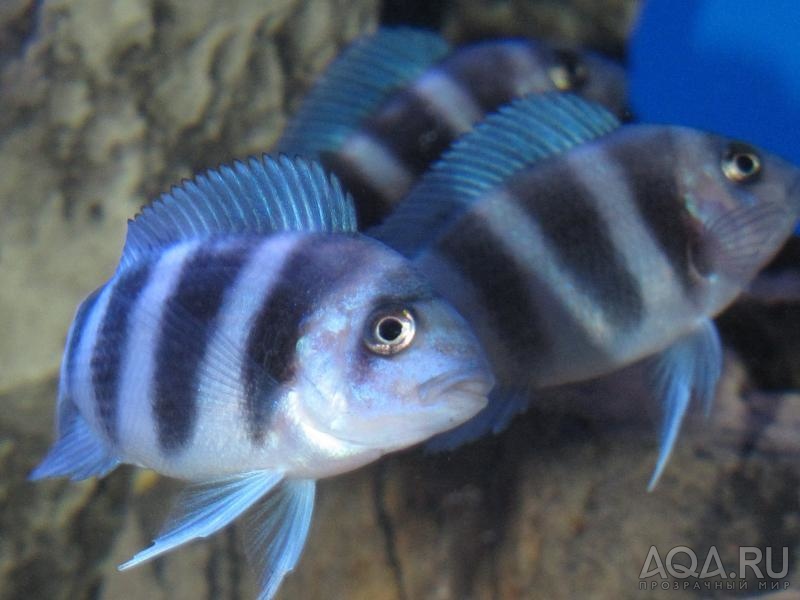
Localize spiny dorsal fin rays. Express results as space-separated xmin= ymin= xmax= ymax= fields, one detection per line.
xmin=118 ymin=472 xmax=284 ymax=571
xmin=370 ymin=93 xmax=621 ymax=257
xmin=119 ymin=155 xmax=357 ymax=270
xmin=278 ymin=27 xmax=450 ymax=158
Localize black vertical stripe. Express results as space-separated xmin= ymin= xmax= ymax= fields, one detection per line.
xmin=366 ymin=88 xmax=460 ymax=176
xmin=605 ymin=130 xmax=698 ymax=298
xmin=65 ymin=287 xmax=103 ymax=393
xmin=436 ymin=211 xmax=552 ymax=373
xmin=91 ymin=264 xmax=152 ymax=444
xmin=322 ymin=150 xmax=396 ymax=229
xmin=507 ymin=162 xmax=645 ymax=330
xmin=243 ymin=236 xmax=366 ymax=444
xmin=153 ymin=242 xmax=250 ymax=453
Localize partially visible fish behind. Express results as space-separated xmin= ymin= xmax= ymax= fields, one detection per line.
xmin=372 ymin=93 xmax=800 ymax=488
xmin=30 ymin=155 xmax=494 ymax=599
xmin=278 ymin=27 xmax=627 ymax=227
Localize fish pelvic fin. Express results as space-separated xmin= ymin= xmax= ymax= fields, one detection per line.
xmin=648 ymin=319 xmax=722 ymax=491
xmin=244 ymin=479 xmax=316 ymax=600
xmin=425 ymin=389 xmax=529 ymax=452
xmin=118 ymin=471 xmax=284 ymax=570
xmin=29 ymin=397 xmax=119 ymax=482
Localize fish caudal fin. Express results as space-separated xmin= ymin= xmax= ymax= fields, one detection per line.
xmin=648 ymin=319 xmax=721 ymax=491
xmin=243 ymin=479 xmax=316 ymax=600
xmin=277 ymin=27 xmax=449 ymax=158
xmin=119 ymin=471 xmax=284 ymax=570
xmin=29 ymin=401 xmax=119 ymax=482
xmin=426 ymin=390 xmax=529 ymax=452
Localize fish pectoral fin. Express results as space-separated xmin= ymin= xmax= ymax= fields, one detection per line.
xmin=648 ymin=319 xmax=722 ymax=491
xmin=425 ymin=389 xmax=529 ymax=452
xmin=278 ymin=28 xmax=449 ymax=157
xmin=243 ymin=479 xmax=316 ymax=600
xmin=118 ymin=471 xmax=284 ymax=571
xmin=29 ymin=399 xmax=119 ymax=482
xmin=704 ymin=200 xmax=794 ymax=281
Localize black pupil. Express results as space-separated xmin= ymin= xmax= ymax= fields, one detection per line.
xmin=378 ymin=317 xmax=403 ymax=342
xmin=736 ymin=153 xmax=755 ymax=174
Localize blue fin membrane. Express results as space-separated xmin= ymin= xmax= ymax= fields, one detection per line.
xmin=371 ymin=92 xmax=621 ymax=257
xmin=243 ymin=479 xmax=316 ymax=600
xmin=648 ymin=319 xmax=721 ymax=491
xmin=119 ymin=471 xmax=284 ymax=570
xmin=278 ymin=27 xmax=450 ymax=158
xmin=120 ymin=155 xmax=357 ymax=270
xmin=29 ymin=398 xmax=119 ymax=481
xmin=426 ymin=390 xmax=529 ymax=452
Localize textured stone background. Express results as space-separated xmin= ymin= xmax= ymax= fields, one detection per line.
xmin=2 ymin=1 xmax=799 ymax=599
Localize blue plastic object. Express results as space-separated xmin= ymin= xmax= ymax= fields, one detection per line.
xmin=629 ymin=0 xmax=800 ymax=232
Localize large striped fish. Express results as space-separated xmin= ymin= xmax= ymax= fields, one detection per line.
xmin=30 ymin=155 xmax=493 ymax=599
xmin=278 ymin=27 xmax=627 ymax=227
xmin=371 ymin=93 xmax=800 ymax=488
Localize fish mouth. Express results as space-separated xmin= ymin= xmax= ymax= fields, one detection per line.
xmin=419 ymin=369 xmax=494 ymax=410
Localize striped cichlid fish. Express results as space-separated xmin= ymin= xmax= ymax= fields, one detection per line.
xmin=30 ymin=155 xmax=494 ymax=599
xmin=278 ymin=27 xmax=627 ymax=228
xmin=371 ymin=93 xmax=800 ymax=488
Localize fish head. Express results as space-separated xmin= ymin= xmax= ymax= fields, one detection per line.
xmin=545 ymin=46 xmax=629 ymax=119
xmin=672 ymin=129 xmax=800 ymax=309
xmin=294 ymin=236 xmax=493 ymax=452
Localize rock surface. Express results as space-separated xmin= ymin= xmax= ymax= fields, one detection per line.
xmin=1 ymin=1 xmax=798 ymax=599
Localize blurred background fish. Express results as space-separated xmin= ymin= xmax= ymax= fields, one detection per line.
xmin=279 ymin=27 xmax=627 ymax=227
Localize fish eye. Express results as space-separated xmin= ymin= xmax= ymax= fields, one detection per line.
xmin=549 ymin=49 xmax=588 ymax=91
xmin=364 ymin=308 xmax=416 ymax=356
xmin=722 ymin=144 xmax=762 ymax=183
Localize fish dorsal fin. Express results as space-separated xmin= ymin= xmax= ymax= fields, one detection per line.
xmin=277 ymin=27 xmax=450 ymax=157
xmin=120 ymin=155 xmax=357 ymax=269
xmin=371 ymin=93 xmax=621 ymax=256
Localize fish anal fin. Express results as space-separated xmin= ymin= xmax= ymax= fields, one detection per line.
xmin=118 ymin=471 xmax=284 ymax=570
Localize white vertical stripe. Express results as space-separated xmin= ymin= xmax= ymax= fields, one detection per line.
xmin=70 ymin=284 xmax=115 ymax=438
xmin=338 ymin=132 xmax=414 ymax=203
xmin=171 ymin=235 xmax=301 ymax=478
xmin=116 ymin=241 xmax=200 ymax=470
xmin=411 ymin=68 xmax=484 ymax=134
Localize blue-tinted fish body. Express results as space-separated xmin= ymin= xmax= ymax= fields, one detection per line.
xmin=279 ymin=28 xmax=627 ymax=227
xmin=32 ymin=155 xmax=493 ymax=599
xmin=373 ymin=94 xmax=800 ymax=485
